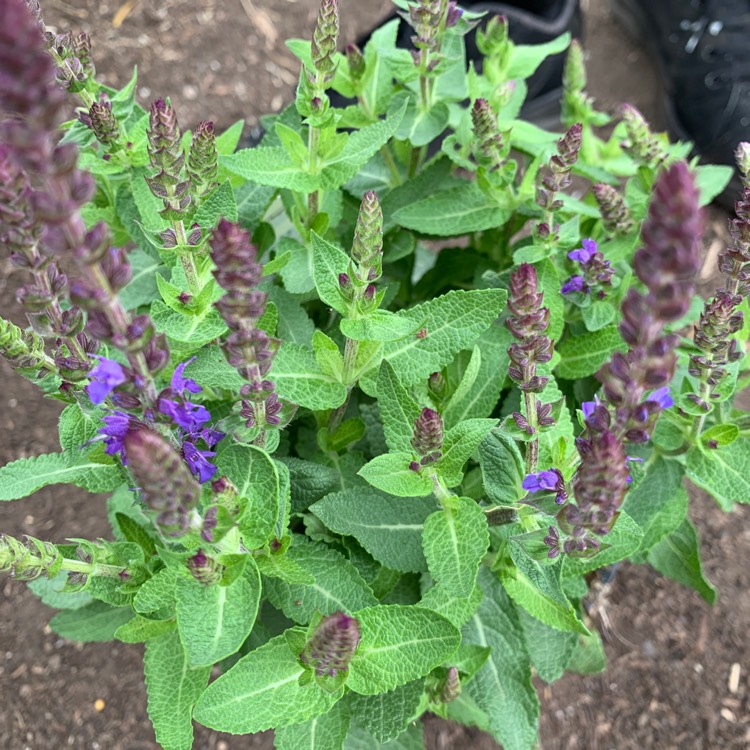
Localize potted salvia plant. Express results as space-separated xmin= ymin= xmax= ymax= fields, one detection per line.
xmin=0 ymin=0 xmax=748 ymax=747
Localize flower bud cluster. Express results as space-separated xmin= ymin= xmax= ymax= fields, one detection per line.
xmin=210 ymin=219 xmax=286 ymax=435
xmin=339 ymin=191 xmax=384 ymax=314
xmin=560 ymin=239 xmax=614 ymax=297
xmin=187 ymin=549 xmax=225 ymax=586
xmin=186 ymin=121 xmax=219 ymax=202
xmin=0 ymin=315 xmax=54 ymax=375
xmin=302 ymin=611 xmax=361 ymax=677
xmin=46 ymin=30 xmax=95 ymax=94
xmin=299 ymin=0 xmax=340 ymax=119
xmin=620 ymin=104 xmax=667 ymax=168
xmin=146 ymin=98 xmax=191 ymax=220
xmin=471 ymin=99 xmax=508 ymax=172
xmin=409 ymin=407 xmax=444 ymax=469
xmin=0 ymin=533 xmax=61 ymax=581
xmin=123 ymin=426 xmax=202 ymax=537
xmin=406 ymin=0 xmax=443 ymax=56
xmin=506 ymin=263 xmax=554 ymax=400
xmin=599 ymin=162 xmax=702 ymax=441
xmin=592 ymin=183 xmax=634 ymax=236
xmin=535 ymin=123 xmax=582 ymax=239
xmin=86 ymin=96 xmax=121 ymax=148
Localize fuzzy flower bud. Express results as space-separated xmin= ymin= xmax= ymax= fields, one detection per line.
xmin=351 ymin=191 xmax=383 ymax=277
xmin=408 ymin=0 xmax=443 ymax=53
xmin=592 ymin=183 xmax=634 ymax=236
xmin=439 ymin=667 xmax=461 ymax=703
xmin=302 ymin=611 xmax=360 ymax=677
xmin=311 ymin=0 xmax=339 ymax=81
xmin=736 ymin=142 xmax=750 ymax=187
xmin=536 ymin=123 xmax=582 ymax=229
xmin=471 ymin=98 xmax=507 ymax=171
xmin=187 ymin=549 xmax=224 ymax=586
xmin=187 ymin=121 xmax=218 ymax=201
xmin=411 ymin=407 xmax=443 ymax=465
xmin=621 ymin=104 xmax=667 ymax=167
xmin=346 ymin=43 xmax=365 ymax=82
xmin=0 ymin=533 xmax=61 ymax=580
xmin=123 ymin=427 xmax=201 ymax=535
xmin=88 ymin=98 xmax=120 ymax=147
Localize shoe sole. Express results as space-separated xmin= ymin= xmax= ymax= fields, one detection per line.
xmin=610 ymin=0 xmax=742 ymax=208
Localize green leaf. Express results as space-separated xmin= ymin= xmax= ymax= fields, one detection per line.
xmin=694 ymin=163 xmax=734 ymax=206
xmin=255 ymin=552 xmax=315 ymax=585
xmin=272 ymin=342 xmax=348 ymax=410
xmin=536 ymin=259 xmax=564 ymax=343
xmin=215 ymin=119 xmax=245 ymax=155
xmin=193 ymin=179 xmax=238 ymax=229
xmin=115 ymin=615 xmax=175 ymax=643
xmin=377 ymin=360 xmax=421 ymax=454
xmin=215 ymin=444 xmax=280 ymax=549
xmin=348 ymin=680 xmax=424 ymax=743
xmin=506 ymin=33 xmax=571 ymax=79
xmin=268 ymin=286 xmax=316 ymax=347
xmin=134 ymin=567 xmax=177 ymax=617
xmin=393 ymin=181 xmax=511 ymax=236
xmin=344 ymin=722 xmax=424 ymax=750
xmin=502 ymin=542 xmax=588 ymax=635
xmin=647 ymin=518 xmax=717 ymax=604
xmin=275 ymin=702 xmax=351 ymax=750
xmin=462 ymin=568 xmax=539 ymax=750
xmin=396 ymin=98 xmax=450 ymax=147
xmin=193 ymin=633 xmax=343 ymax=733
xmin=438 ymin=418 xmax=498 ymax=486
xmin=419 ymin=583 xmax=482 ymax=629
xmin=0 ymin=450 xmax=123 ymax=501
xmin=311 ymin=488 xmax=434 ymax=573
xmin=347 ymin=605 xmax=461 ymax=695
xmin=144 ymin=631 xmax=212 ymax=749
xmin=518 ymin=609 xmax=577 ymax=683
xmin=50 ymin=601 xmax=134 ymax=642
xmin=685 ymin=439 xmax=750 ymax=511
xmin=623 ymin=457 xmax=688 ymax=557
xmin=358 ymin=453 xmax=434 ymax=497
xmin=701 ymin=423 xmax=740 ymax=447
xmin=151 ymin=300 xmax=228 ymax=348
xmin=312 ymin=232 xmax=350 ymax=315
xmin=235 ymin=180 xmax=276 ymax=230
xmin=562 ymin=511 xmax=643 ymax=577
xmin=176 ymin=560 xmax=261 ymax=667
xmin=120 ymin=248 xmax=165 ymax=310
xmin=479 ymin=428 xmax=526 ymax=505
xmin=58 ymin=403 xmax=102 ymax=450
xmin=581 ymin=300 xmax=616 ymax=332
xmin=340 ymin=310 xmax=424 ymax=342
xmin=313 ymin=330 xmax=345 ymax=379
xmin=555 ymin=326 xmax=626 ymax=380
xmin=279 ymin=457 xmax=344 ymax=513
xmin=183 ymin=345 xmax=244 ymax=391
xmin=264 ymin=536 xmax=377 ymax=623
xmin=566 ymin=629 xmax=607 ymax=675
xmin=422 ymin=497 xmax=489 ymax=597
xmin=362 ymin=289 xmax=507 ymax=394
xmin=28 ymin=571 xmax=93 ymax=610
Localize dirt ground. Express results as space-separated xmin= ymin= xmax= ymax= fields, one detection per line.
xmin=1 ymin=0 xmax=749 ymax=748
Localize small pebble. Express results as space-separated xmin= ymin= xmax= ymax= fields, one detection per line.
xmin=728 ymin=662 xmax=741 ymax=694
xmin=94 ymin=699 xmax=105 ymax=712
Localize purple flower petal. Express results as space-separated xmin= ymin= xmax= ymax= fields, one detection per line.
xmin=581 ymin=396 xmax=600 ymax=419
xmin=647 ymin=386 xmax=673 ymax=410
xmin=568 ymin=238 xmax=597 ymax=264
xmin=561 ymin=275 xmax=586 ymax=294
xmin=183 ymin=442 xmax=218 ymax=483
xmin=97 ymin=411 xmax=136 ymax=463
xmin=199 ymin=427 xmax=226 ymax=448
xmin=522 ymin=470 xmax=559 ymax=493
xmin=87 ymin=357 xmax=127 ymax=404
xmin=171 ymin=357 xmax=202 ymax=396
xmin=158 ymin=397 xmax=211 ymax=433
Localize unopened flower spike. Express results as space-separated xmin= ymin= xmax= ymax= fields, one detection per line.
xmin=311 ymin=0 xmax=339 ymax=82
xmin=621 ymin=104 xmax=667 ymax=168
xmin=593 ymin=183 xmax=634 ymax=236
xmin=350 ymin=191 xmax=383 ymax=284
xmin=410 ymin=407 xmax=444 ymax=467
xmin=471 ymin=98 xmax=508 ymax=172
xmin=0 ymin=533 xmax=61 ymax=581
xmin=87 ymin=97 xmax=120 ymax=148
xmin=302 ymin=611 xmax=360 ymax=677
xmin=187 ymin=549 xmax=224 ymax=586
xmin=186 ymin=121 xmax=219 ymax=201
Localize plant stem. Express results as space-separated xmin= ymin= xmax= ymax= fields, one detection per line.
xmin=60 ymin=557 xmax=125 ymax=578
xmin=307 ymin=125 xmax=320 ymax=230
xmin=523 ymin=390 xmax=539 ymax=474
xmin=327 ymin=337 xmax=360 ymax=432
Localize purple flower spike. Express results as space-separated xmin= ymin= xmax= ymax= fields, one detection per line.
xmin=522 ymin=470 xmax=559 ymax=493
xmin=87 ymin=356 xmax=127 ymax=404
xmin=581 ymin=396 xmax=600 ymax=419
xmin=568 ymin=239 xmax=597 ymax=264
xmin=171 ymin=357 xmax=201 ymax=395
xmin=98 ymin=410 xmax=136 ymax=462
xmin=158 ymin=397 xmax=211 ymax=433
xmin=561 ymin=275 xmax=586 ymax=294
xmin=647 ymin=386 xmax=673 ymax=410
xmin=182 ymin=442 xmax=218 ymax=484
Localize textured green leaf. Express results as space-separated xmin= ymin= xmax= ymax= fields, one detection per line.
xmin=272 ymin=342 xmax=348 ymax=410
xmin=358 ymin=453 xmax=434 ymax=497
xmin=362 ymin=289 xmax=507 ymax=394
xmin=27 ymin=571 xmax=93 ymax=610
xmin=176 ymin=560 xmax=261 ymax=667
xmin=264 ymin=536 xmax=377 ymax=623
xmin=623 ymin=457 xmax=688 ymax=557
xmin=348 ymin=680 xmax=423 ymax=743
xmin=694 ymin=163 xmax=734 ymax=206
xmin=647 ymin=518 xmax=717 ymax=603
xmin=506 ymin=33 xmax=571 ymax=79
xmin=215 ymin=444 xmax=280 ymax=549
xmin=268 ymin=286 xmax=316 ymax=347
xmin=235 ymin=179 xmax=276 ymax=229
xmin=394 ymin=182 xmax=511 ymax=236
xmin=536 ymin=259 xmax=564 ymax=343
xmin=344 ymin=722 xmax=424 ymax=750
xmin=462 ymin=568 xmax=539 ymax=750
xmin=479 ymin=428 xmax=526 ymax=506
xmin=183 ymin=346 xmax=244 ymax=390
xmin=422 ymin=497 xmax=489 ymax=597
xmin=438 ymin=418 xmax=498 ymax=486
xmin=151 ymin=300 xmax=228 ymax=348
xmin=215 ymin=119 xmax=244 ymax=155
xmin=311 ymin=488 xmax=434 ymax=573
xmin=347 ymin=605 xmax=460 ymax=695
xmin=685 ymin=439 xmax=750 ymax=511
xmin=340 ymin=310 xmax=423 ymax=343
xmin=566 ymin=629 xmax=607 ymax=675
xmin=50 ymin=601 xmax=134 ymax=642
xmin=193 ymin=633 xmax=343 ymax=733
xmin=134 ymin=567 xmax=177 ymax=617
xmin=442 ymin=345 xmax=481 ymax=420
xmin=0 ymin=450 xmax=123 ymax=501
xmin=555 ymin=326 xmax=626 ymax=380
xmin=120 ymin=248 xmax=164 ymax=310
xmin=518 ymin=609 xmax=577 ymax=683
xmin=115 ymin=615 xmax=175 ymax=643
xmin=502 ymin=542 xmax=588 ymax=634
xmin=275 ymin=702 xmax=351 ymax=750
xmin=58 ymin=403 xmax=102 ymax=450
xmin=396 ymin=98 xmax=450 ymax=147
xmin=377 ymin=360 xmax=421 ymax=454
xmin=279 ymin=457 xmax=344 ymax=513
xmin=419 ymin=583 xmax=482 ymax=629
xmin=193 ymin=180 xmax=238 ymax=229
xmin=312 ymin=232 xmax=350 ymax=315
xmin=581 ymin=300 xmax=616 ymax=332
xmin=144 ymin=631 xmax=211 ymax=750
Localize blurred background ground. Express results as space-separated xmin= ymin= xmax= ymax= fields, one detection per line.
xmin=1 ymin=0 xmax=749 ymax=748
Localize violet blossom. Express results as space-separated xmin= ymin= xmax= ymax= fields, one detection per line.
xmin=86 ymin=356 xmax=127 ymax=404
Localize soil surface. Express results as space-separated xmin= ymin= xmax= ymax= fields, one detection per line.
xmin=1 ymin=0 xmax=749 ymax=748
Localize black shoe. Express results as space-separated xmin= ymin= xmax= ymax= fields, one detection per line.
xmin=341 ymin=0 xmax=583 ymax=127
xmin=612 ymin=0 xmax=750 ymax=203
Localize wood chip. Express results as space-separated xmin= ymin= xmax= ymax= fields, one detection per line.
xmin=720 ymin=707 xmax=737 ymax=723
xmin=729 ymin=662 xmax=741 ymax=694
